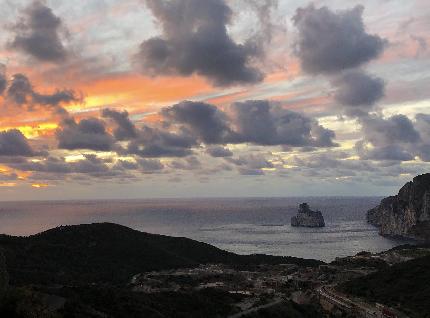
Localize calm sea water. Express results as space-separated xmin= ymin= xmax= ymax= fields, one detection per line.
xmin=0 ymin=197 xmax=409 ymax=262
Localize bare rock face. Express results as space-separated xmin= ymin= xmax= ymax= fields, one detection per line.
xmin=367 ymin=173 xmax=430 ymax=241
xmin=291 ymin=203 xmax=325 ymax=228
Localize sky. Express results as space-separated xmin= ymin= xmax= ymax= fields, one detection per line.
xmin=0 ymin=0 xmax=429 ymax=200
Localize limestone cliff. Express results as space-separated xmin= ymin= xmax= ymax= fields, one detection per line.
xmin=291 ymin=203 xmax=325 ymax=227
xmin=367 ymin=173 xmax=430 ymax=241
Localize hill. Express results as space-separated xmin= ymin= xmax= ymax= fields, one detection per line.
xmin=0 ymin=222 xmax=322 ymax=285
xmin=339 ymin=255 xmax=430 ymax=318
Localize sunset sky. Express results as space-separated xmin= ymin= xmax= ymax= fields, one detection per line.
xmin=0 ymin=0 xmax=429 ymax=200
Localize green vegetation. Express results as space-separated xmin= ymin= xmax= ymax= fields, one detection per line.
xmin=340 ymin=255 xmax=430 ymax=318
xmin=0 ymin=223 xmax=322 ymax=286
xmin=330 ymin=255 xmax=388 ymax=270
xmin=242 ymin=300 xmax=323 ymax=318
xmin=0 ymin=250 xmax=8 ymax=300
xmin=0 ymin=223 xmax=324 ymax=317
xmin=59 ymin=286 xmax=243 ymax=318
xmin=0 ymin=285 xmax=243 ymax=318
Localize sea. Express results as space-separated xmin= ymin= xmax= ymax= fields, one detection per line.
xmin=0 ymin=197 xmax=411 ymax=262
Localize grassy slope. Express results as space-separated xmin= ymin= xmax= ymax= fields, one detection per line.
xmin=340 ymin=255 xmax=430 ymax=318
xmin=0 ymin=223 xmax=322 ymax=285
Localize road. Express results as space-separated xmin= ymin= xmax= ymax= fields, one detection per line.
xmin=228 ymin=298 xmax=284 ymax=318
xmin=317 ymin=285 xmax=409 ymax=318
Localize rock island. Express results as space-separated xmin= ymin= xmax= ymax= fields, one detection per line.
xmin=291 ymin=203 xmax=325 ymax=227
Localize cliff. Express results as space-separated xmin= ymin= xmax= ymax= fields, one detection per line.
xmin=367 ymin=173 xmax=430 ymax=241
xmin=291 ymin=203 xmax=325 ymax=227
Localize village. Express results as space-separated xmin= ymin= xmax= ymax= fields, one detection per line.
xmin=129 ymin=246 xmax=430 ymax=317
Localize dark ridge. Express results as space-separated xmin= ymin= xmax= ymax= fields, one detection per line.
xmin=0 ymin=222 xmax=322 ymax=285
xmin=339 ymin=255 xmax=430 ymax=317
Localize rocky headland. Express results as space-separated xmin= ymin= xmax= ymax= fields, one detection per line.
xmin=291 ymin=203 xmax=325 ymax=228
xmin=367 ymin=173 xmax=430 ymax=241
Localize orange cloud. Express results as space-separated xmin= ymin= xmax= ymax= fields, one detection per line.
xmin=0 ymin=182 xmax=17 ymax=187
xmin=73 ymin=73 xmax=214 ymax=112
xmin=31 ymin=183 xmax=49 ymax=188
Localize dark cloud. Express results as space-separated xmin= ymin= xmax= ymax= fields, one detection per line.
xmin=126 ymin=126 xmax=196 ymax=158
xmin=288 ymin=152 xmax=376 ymax=175
xmin=226 ymin=153 xmax=274 ymax=175
xmin=56 ymin=117 xmax=115 ymax=151
xmin=0 ymin=65 xmax=6 ymax=95
xmin=228 ymin=100 xmax=337 ymax=147
xmin=293 ymin=4 xmax=385 ymax=74
xmin=227 ymin=153 xmax=274 ymax=168
xmin=356 ymin=143 xmax=415 ymax=161
xmin=359 ymin=114 xmax=420 ymax=146
xmin=206 ymin=146 xmax=233 ymax=157
xmin=10 ymin=155 xmax=137 ymax=179
xmin=332 ymin=70 xmax=385 ymax=115
xmin=416 ymin=113 xmax=430 ymax=140
xmin=102 ymin=108 xmax=138 ymax=140
xmin=6 ymin=73 xmax=79 ymax=115
xmin=137 ymin=159 xmax=164 ymax=172
xmin=10 ymin=1 xmax=68 ymax=62
xmin=0 ymin=129 xmax=36 ymax=156
xmin=135 ymin=0 xmax=263 ymax=86
xmin=169 ymin=156 xmax=201 ymax=170
xmin=238 ymin=168 xmax=265 ymax=175
xmin=0 ymin=171 xmax=18 ymax=181
xmin=415 ymin=114 xmax=430 ymax=161
xmin=114 ymin=158 xmax=164 ymax=173
xmin=162 ymin=101 xmax=233 ymax=144
xmin=121 ymin=100 xmax=336 ymax=158
xmin=72 ymin=154 xmax=111 ymax=175
xmin=355 ymin=114 xmax=430 ymax=162
xmin=113 ymin=159 xmax=139 ymax=171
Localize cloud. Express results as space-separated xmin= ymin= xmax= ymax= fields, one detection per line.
xmin=169 ymin=156 xmax=201 ymax=170
xmin=226 ymin=153 xmax=274 ymax=175
xmin=0 ymin=65 xmax=6 ymax=95
xmin=137 ymin=159 xmax=164 ymax=172
xmin=359 ymin=114 xmax=420 ymax=146
xmin=332 ymin=70 xmax=385 ymax=115
xmin=125 ymin=126 xmax=196 ymax=158
xmin=102 ymin=108 xmax=137 ymax=140
xmin=0 ymin=129 xmax=36 ymax=156
xmin=10 ymin=155 xmax=137 ymax=180
xmin=6 ymin=73 xmax=79 ymax=115
xmin=414 ymin=114 xmax=430 ymax=161
xmin=56 ymin=117 xmax=115 ymax=151
xmin=228 ymin=100 xmax=337 ymax=147
xmin=134 ymin=0 xmax=263 ymax=86
xmin=356 ymin=143 xmax=415 ymax=161
xmin=10 ymin=1 xmax=69 ymax=62
xmin=206 ymin=146 xmax=233 ymax=157
xmin=355 ymin=114 xmax=430 ymax=162
xmin=293 ymin=4 xmax=385 ymax=75
xmin=119 ymin=100 xmax=336 ymax=158
xmin=162 ymin=101 xmax=233 ymax=144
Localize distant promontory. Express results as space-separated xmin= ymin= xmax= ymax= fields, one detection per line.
xmin=367 ymin=173 xmax=430 ymax=241
xmin=291 ymin=203 xmax=325 ymax=228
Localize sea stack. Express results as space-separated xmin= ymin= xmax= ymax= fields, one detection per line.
xmin=291 ymin=203 xmax=325 ymax=227
xmin=367 ymin=173 xmax=430 ymax=241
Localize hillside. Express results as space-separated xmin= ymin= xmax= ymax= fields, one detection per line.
xmin=339 ymin=255 xmax=430 ymax=318
xmin=0 ymin=222 xmax=321 ymax=285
